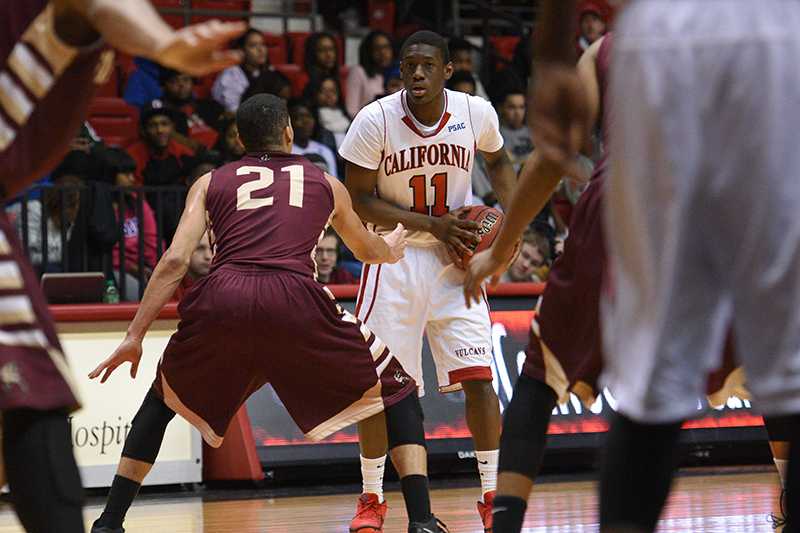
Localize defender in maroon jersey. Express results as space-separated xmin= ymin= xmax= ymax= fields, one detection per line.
xmin=89 ymin=95 xmax=449 ymax=533
xmin=0 ymin=2 xmax=245 ymax=531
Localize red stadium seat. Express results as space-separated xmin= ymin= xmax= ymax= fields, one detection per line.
xmin=489 ymin=36 xmax=521 ymax=63
xmin=274 ymin=64 xmax=308 ymax=98
xmin=194 ymin=73 xmax=217 ymax=100
xmin=87 ymin=98 xmax=139 ymax=147
xmin=190 ymin=1 xmax=251 ymax=24
xmin=93 ymin=65 xmax=120 ymax=97
xmin=262 ymin=33 xmax=288 ymax=66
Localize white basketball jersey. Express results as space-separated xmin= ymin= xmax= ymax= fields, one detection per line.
xmin=339 ymin=89 xmax=504 ymax=245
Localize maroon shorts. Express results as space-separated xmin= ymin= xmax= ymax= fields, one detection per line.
xmin=522 ymin=177 xmax=746 ymax=405
xmin=522 ymin=177 xmax=606 ymax=405
xmin=153 ymin=265 xmax=416 ymax=447
xmin=0 ymin=214 xmax=79 ymax=412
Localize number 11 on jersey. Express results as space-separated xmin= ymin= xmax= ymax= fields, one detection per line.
xmin=409 ymin=172 xmax=449 ymax=217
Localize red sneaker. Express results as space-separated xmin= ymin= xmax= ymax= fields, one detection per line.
xmin=350 ymin=493 xmax=388 ymax=532
xmin=477 ymin=490 xmax=495 ymax=532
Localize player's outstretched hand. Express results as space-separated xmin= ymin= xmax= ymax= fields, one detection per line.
xmin=88 ymin=336 xmax=143 ymax=384
xmin=382 ymin=223 xmax=408 ymax=263
xmin=430 ymin=207 xmax=480 ymax=268
xmin=529 ymin=62 xmax=591 ymax=178
xmin=463 ymin=247 xmax=513 ymax=308
xmin=156 ymin=20 xmax=247 ymax=76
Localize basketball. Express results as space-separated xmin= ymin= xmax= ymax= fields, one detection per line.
xmin=459 ymin=206 xmax=504 ymax=264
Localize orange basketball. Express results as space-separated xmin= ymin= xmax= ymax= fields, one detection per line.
xmin=459 ymin=206 xmax=504 ymax=264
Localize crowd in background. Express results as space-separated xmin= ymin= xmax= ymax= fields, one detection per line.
xmin=8 ymin=0 xmax=613 ymax=301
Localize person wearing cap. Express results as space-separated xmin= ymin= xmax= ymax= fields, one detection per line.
xmin=577 ymin=0 xmax=610 ymax=53
xmin=126 ymin=103 xmax=195 ymax=244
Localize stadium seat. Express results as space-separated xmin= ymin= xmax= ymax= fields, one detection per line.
xmin=190 ymin=0 xmax=251 ymax=24
xmin=274 ymin=64 xmax=308 ymax=98
xmin=262 ymin=33 xmax=288 ymax=66
xmin=489 ymin=36 xmax=521 ymax=63
xmin=87 ymin=98 xmax=139 ymax=147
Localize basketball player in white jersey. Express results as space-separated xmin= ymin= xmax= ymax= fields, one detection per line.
xmin=339 ymin=30 xmax=517 ymax=533
xmin=527 ymin=1 xmax=800 ymax=531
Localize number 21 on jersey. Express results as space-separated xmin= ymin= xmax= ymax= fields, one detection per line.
xmin=409 ymin=172 xmax=449 ymax=217
xmin=236 ymin=165 xmax=305 ymax=210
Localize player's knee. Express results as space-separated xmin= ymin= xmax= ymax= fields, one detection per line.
xmin=462 ymin=380 xmax=499 ymax=405
xmin=121 ymin=388 xmax=176 ymax=464
xmin=385 ymin=392 xmax=426 ymax=450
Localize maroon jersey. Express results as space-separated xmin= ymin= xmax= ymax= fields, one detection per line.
xmin=206 ymin=152 xmax=334 ymax=277
xmin=0 ymin=1 xmax=109 ymax=198
xmin=592 ymin=32 xmax=614 ymax=180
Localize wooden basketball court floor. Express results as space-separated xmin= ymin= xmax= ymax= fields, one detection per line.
xmin=0 ymin=468 xmax=785 ymax=532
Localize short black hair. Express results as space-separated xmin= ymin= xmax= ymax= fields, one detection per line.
xmin=287 ymin=97 xmax=309 ymax=114
xmin=236 ymin=28 xmax=264 ymax=50
xmin=400 ymin=31 xmax=449 ymax=64
xmin=446 ymin=70 xmax=476 ymax=91
xmin=448 ymin=37 xmax=473 ymax=55
xmin=236 ymin=93 xmax=289 ymax=151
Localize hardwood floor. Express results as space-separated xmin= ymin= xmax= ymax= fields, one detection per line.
xmin=0 ymin=470 xmax=784 ymax=532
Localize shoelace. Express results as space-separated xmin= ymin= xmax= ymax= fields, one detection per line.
xmin=356 ymin=496 xmax=381 ymax=519
xmin=768 ymin=488 xmax=787 ymax=530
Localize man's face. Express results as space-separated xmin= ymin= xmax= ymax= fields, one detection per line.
xmin=315 ymin=235 xmax=338 ymax=277
xmin=400 ymin=43 xmax=452 ymax=106
xmin=451 ymin=49 xmax=472 ymax=72
xmin=244 ymin=32 xmax=268 ymax=67
xmin=580 ymin=12 xmax=606 ymax=44
xmin=316 ymin=36 xmax=338 ymax=70
xmin=189 ymin=234 xmax=213 ymax=278
xmin=164 ymin=74 xmax=193 ymax=103
xmin=290 ymin=105 xmax=315 ymax=143
xmin=145 ymin=115 xmax=173 ymax=149
xmin=509 ymin=242 xmax=545 ymax=281
xmin=500 ymin=94 xmax=526 ymax=129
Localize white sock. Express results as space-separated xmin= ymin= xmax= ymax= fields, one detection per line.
xmin=774 ymin=458 xmax=788 ymax=488
xmin=476 ymin=449 xmax=499 ymax=500
xmin=361 ymin=455 xmax=386 ymax=503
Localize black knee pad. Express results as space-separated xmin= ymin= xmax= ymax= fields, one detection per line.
xmin=121 ymin=388 xmax=176 ymax=464
xmin=386 ymin=392 xmax=426 ymax=450
xmin=498 ymin=374 xmax=557 ymax=479
xmin=765 ymin=415 xmax=799 ymax=442
xmin=4 ymin=408 xmax=85 ymax=533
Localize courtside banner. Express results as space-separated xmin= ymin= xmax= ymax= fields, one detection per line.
xmin=247 ymin=309 xmax=762 ymax=461
xmin=58 ymin=320 xmax=202 ymax=488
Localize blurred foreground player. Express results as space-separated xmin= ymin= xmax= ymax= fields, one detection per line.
xmin=526 ymin=1 xmax=800 ymax=531
xmin=89 ymin=95 xmax=449 ymax=533
xmin=464 ymin=34 xmax=792 ymax=532
xmin=0 ymin=1 xmax=245 ymax=531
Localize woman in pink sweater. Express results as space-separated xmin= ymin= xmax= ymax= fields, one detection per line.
xmin=345 ymin=31 xmax=394 ymax=117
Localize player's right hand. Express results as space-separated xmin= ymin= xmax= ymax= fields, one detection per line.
xmin=430 ymin=207 xmax=481 ymax=268
xmin=382 ymin=223 xmax=408 ymax=263
xmin=155 ymin=20 xmax=247 ymax=76
xmin=463 ymin=247 xmax=510 ymax=308
xmin=88 ymin=336 xmax=143 ymax=384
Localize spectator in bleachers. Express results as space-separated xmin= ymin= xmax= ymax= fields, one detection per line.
xmin=577 ymin=1 xmax=609 ymax=53
xmin=346 ymin=31 xmax=394 ymax=117
xmin=212 ymin=28 xmax=272 ymax=112
xmin=213 ymin=118 xmax=246 ymax=164
xmin=510 ymin=35 xmax=533 ymax=88
xmin=304 ymin=32 xmax=340 ymax=85
xmin=383 ymin=65 xmax=403 ymax=96
xmin=110 ymin=150 xmax=158 ymax=301
xmin=496 ymin=86 xmax=533 ymax=172
xmin=186 ymin=153 xmax=221 ymax=188
xmin=315 ymin=229 xmax=357 ymax=285
xmin=447 ymin=70 xmax=477 ymax=96
xmin=123 ymin=58 xmax=163 ymax=109
xmin=448 ymin=37 xmax=489 ymax=100
xmin=173 ymin=231 xmax=213 ymax=301
xmin=7 ymin=174 xmax=82 ymax=272
xmin=304 ymin=153 xmax=331 ymax=174
xmin=500 ymin=229 xmax=551 ymax=283
xmin=289 ymin=100 xmax=338 ymax=180
xmin=448 ymin=72 xmax=495 ymax=206
xmin=153 ymin=69 xmax=225 ymax=150
xmin=127 ymin=103 xmax=194 ymax=243
xmin=303 ymin=75 xmax=351 ymax=148
xmin=241 ymin=69 xmax=292 ymax=101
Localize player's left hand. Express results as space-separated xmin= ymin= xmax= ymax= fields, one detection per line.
xmin=463 ymin=245 xmax=515 ymax=308
xmin=155 ymin=20 xmax=247 ymax=76
xmin=88 ymin=336 xmax=143 ymax=383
